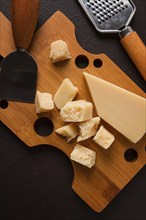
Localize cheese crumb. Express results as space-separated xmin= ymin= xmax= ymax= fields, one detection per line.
xmin=55 ymin=123 xmax=79 ymax=142
xmin=49 ymin=40 xmax=71 ymax=63
xmin=93 ymin=125 xmax=115 ymax=149
xmin=35 ymin=91 xmax=54 ymax=113
xmin=70 ymin=144 xmax=96 ymax=168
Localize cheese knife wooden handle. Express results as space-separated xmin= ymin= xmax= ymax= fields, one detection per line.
xmin=11 ymin=0 xmax=40 ymax=49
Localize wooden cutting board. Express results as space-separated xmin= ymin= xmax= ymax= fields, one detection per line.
xmin=0 ymin=11 xmax=145 ymax=212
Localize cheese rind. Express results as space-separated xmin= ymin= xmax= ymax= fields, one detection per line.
xmin=54 ymin=78 xmax=78 ymax=109
xmin=60 ymin=100 xmax=93 ymax=122
xmin=35 ymin=91 xmax=54 ymax=113
xmin=55 ymin=123 xmax=79 ymax=142
xmin=70 ymin=144 xmax=96 ymax=168
xmin=77 ymin=117 xmax=100 ymax=142
xmin=49 ymin=40 xmax=71 ymax=63
xmin=93 ymin=126 xmax=115 ymax=149
xmin=83 ymin=72 xmax=146 ymax=143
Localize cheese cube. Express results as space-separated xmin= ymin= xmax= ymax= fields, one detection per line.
xmin=70 ymin=144 xmax=96 ymax=168
xmin=49 ymin=40 xmax=71 ymax=63
xmin=77 ymin=117 xmax=100 ymax=142
xmin=60 ymin=100 xmax=93 ymax=122
xmin=35 ymin=91 xmax=54 ymax=113
xmin=93 ymin=126 xmax=115 ymax=149
xmin=55 ymin=123 xmax=79 ymax=142
xmin=54 ymin=78 xmax=78 ymax=109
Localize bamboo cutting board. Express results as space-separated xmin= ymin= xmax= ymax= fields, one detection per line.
xmin=0 ymin=11 xmax=145 ymax=212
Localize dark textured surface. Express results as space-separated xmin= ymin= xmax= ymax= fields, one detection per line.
xmin=0 ymin=1 xmax=146 ymax=220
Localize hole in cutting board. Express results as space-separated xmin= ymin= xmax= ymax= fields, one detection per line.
xmin=124 ymin=148 xmax=138 ymax=162
xmin=93 ymin=58 xmax=103 ymax=68
xmin=75 ymin=55 xmax=89 ymax=69
xmin=34 ymin=117 xmax=54 ymax=137
xmin=0 ymin=100 xmax=9 ymax=109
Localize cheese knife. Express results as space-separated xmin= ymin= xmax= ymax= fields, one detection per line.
xmin=0 ymin=0 xmax=40 ymax=103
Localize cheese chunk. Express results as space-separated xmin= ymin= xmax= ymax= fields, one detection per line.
xmin=55 ymin=123 xmax=79 ymax=142
xmin=83 ymin=72 xmax=146 ymax=143
xmin=35 ymin=91 xmax=54 ymax=113
xmin=60 ymin=100 xmax=93 ymax=122
xmin=54 ymin=78 xmax=78 ymax=109
xmin=77 ymin=117 xmax=100 ymax=142
xmin=70 ymin=144 xmax=96 ymax=168
xmin=93 ymin=126 xmax=115 ymax=149
xmin=49 ymin=40 xmax=71 ymax=63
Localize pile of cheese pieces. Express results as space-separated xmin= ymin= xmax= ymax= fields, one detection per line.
xmin=35 ymin=40 xmax=115 ymax=169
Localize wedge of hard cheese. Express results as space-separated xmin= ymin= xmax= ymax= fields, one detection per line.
xmin=83 ymin=72 xmax=146 ymax=143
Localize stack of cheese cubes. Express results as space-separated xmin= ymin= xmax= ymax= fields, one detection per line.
xmin=54 ymin=78 xmax=115 ymax=146
xmin=54 ymin=78 xmax=115 ymax=168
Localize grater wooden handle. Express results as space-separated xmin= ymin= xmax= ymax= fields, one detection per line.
xmin=11 ymin=0 xmax=40 ymax=49
xmin=120 ymin=31 xmax=146 ymax=81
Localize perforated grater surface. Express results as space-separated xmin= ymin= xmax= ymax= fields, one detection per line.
xmin=78 ymin=0 xmax=146 ymax=80
xmin=78 ymin=0 xmax=136 ymax=33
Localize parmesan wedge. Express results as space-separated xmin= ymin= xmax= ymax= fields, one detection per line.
xmin=83 ymin=71 xmax=146 ymax=143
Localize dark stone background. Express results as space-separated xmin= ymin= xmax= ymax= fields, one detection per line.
xmin=0 ymin=0 xmax=146 ymax=220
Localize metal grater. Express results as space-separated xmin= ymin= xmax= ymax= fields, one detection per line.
xmin=78 ymin=0 xmax=146 ymax=80
xmin=78 ymin=0 xmax=136 ymax=34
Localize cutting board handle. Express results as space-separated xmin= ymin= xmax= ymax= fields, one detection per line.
xmin=11 ymin=0 xmax=40 ymax=49
xmin=120 ymin=30 xmax=146 ymax=81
